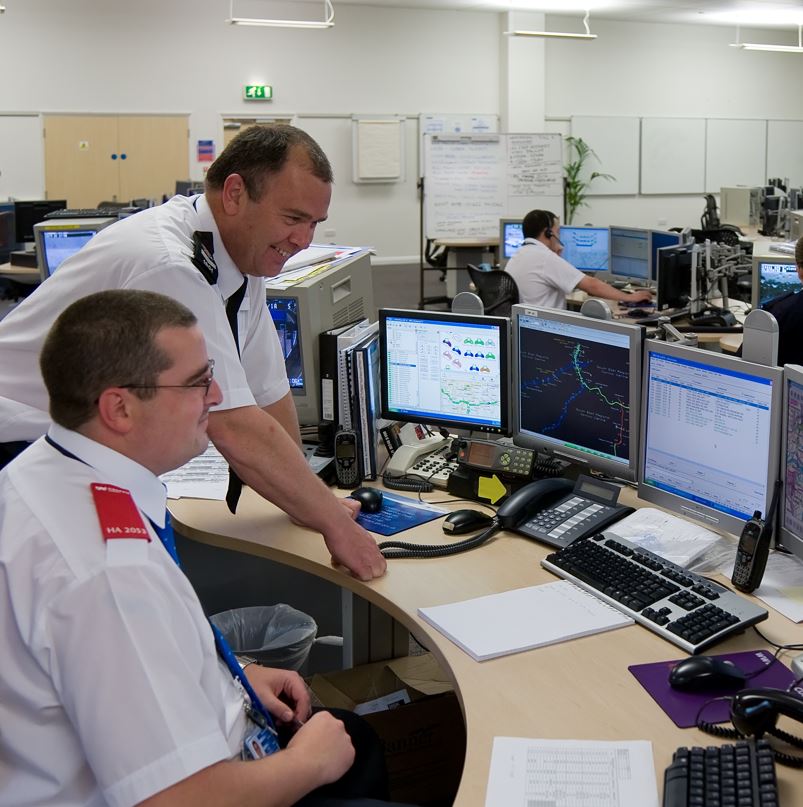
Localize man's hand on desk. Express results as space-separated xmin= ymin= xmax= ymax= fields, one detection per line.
xmin=623 ymin=288 xmax=654 ymax=304
xmin=324 ymin=517 xmax=387 ymax=581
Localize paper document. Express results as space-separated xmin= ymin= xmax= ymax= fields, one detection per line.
xmin=724 ymin=551 xmax=803 ymax=623
xmin=418 ymin=580 xmax=633 ymax=662
xmin=609 ymin=507 xmax=721 ymax=568
xmin=280 ymin=245 xmax=337 ymax=273
xmin=160 ymin=443 xmax=229 ymax=500
xmin=485 ymin=737 xmax=658 ymax=807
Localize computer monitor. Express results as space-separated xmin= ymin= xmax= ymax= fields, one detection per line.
xmin=33 ymin=217 xmax=116 ymax=281
xmin=511 ymin=304 xmax=643 ymax=482
xmin=13 ymin=200 xmax=67 ymax=245
xmin=264 ymin=252 xmax=374 ymax=426
xmin=656 ymin=243 xmax=695 ymax=311
xmin=778 ymin=364 xmax=803 ymax=564
xmin=649 ymin=230 xmax=683 ymax=282
xmin=0 ymin=203 xmax=14 ymax=262
xmin=751 ymin=255 xmax=799 ymax=309
xmin=559 ymin=226 xmax=609 ymax=273
xmin=378 ymin=309 xmax=510 ymax=435
xmin=609 ymin=226 xmax=650 ymax=284
xmin=639 ymin=340 xmax=783 ymax=537
xmin=499 ymin=218 xmax=524 ymax=268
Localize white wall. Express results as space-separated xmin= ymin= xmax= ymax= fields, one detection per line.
xmin=2 ymin=3 xmax=802 ymax=259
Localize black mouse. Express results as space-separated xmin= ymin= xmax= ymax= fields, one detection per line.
xmin=350 ymin=486 xmax=383 ymax=513
xmin=625 ymin=308 xmax=651 ymax=319
xmin=443 ymin=509 xmax=494 ymax=535
xmin=668 ymin=656 xmax=747 ymax=692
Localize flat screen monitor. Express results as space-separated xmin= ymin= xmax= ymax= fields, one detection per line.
xmin=778 ymin=364 xmax=803 ymax=563
xmin=264 ymin=251 xmax=374 ymax=426
xmin=499 ymin=218 xmax=524 ymax=267
xmin=609 ymin=226 xmax=650 ymax=283
xmin=511 ymin=304 xmax=643 ymax=482
xmin=378 ymin=309 xmax=510 ymax=435
xmin=0 ymin=203 xmax=14 ymax=262
xmin=559 ymin=226 xmax=609 ymax=273
xmin=14 ymin=199 xmax=67 ymax=245
xmin=751 ymin=255 xmax=799 ymax=309
xmin=639 ymin=340 xmax=783 ymax=537
xmin=656 ymin=243 xmax=695 ymax=311
xmin=649 ymin=230 xmax=683 ymax=282
xmin=33 ymin=217 xmax=116 ymax=281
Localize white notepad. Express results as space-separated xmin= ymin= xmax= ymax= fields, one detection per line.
xmin=418 ymin=580 xmax=634 ymax=662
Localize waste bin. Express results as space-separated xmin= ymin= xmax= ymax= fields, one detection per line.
xmin=210 ymin=604 xmax=318 ymax=671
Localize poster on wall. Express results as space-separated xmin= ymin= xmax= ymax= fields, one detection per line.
xmin=197 ymin=140 xmax=215 ymax=163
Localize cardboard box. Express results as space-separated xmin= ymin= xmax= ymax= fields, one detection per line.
xmin=309 ymin=654 xmax=465 ymax=806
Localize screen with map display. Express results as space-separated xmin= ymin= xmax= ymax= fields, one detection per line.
xmin=779 ymin=365 xmax=803 ymax=563
xmin=379 ymin=309 xmax=510 ymax=435
xmin=511 ymin=305 xmax=644 ymax=482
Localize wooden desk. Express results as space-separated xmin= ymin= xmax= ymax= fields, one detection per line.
xmin=171 ymin=489 xmax=803 ymax=805
xmin=0 ymin=261 xmax=39 ymax=284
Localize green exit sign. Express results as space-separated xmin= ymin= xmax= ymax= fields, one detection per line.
xmin=243 ymin=84 xmax=272 ymax=101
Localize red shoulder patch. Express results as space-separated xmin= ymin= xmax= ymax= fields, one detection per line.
xmin=91 ymin=483 xmax=151 ymax=541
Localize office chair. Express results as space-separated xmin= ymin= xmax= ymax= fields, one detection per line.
xmin=690 ymin=228 xmax=741 ymax=247
xmin=466 ymin=265 xmax=519 ymax=317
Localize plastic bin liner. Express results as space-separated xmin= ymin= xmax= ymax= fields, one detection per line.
xmin=210 ymin=604 xmax=317 ymax=670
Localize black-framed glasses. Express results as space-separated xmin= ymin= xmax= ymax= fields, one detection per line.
xmin=121 ymin=359 xmax=216 ymax=396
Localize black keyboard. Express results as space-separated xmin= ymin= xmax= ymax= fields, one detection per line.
xmin=43 ymin=207 xmax=121 ymax=220
xmin=663 ymin=740 xmax=779 ymax=807
xmin=541 ymin=532 xmax=768 ymax=654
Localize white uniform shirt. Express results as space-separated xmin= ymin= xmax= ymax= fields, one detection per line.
xmin=505 ymin=238 xmax=585 ymax=310
xmin=0 ymin=425 xmax=248 ymax=807
xmin=0 ymin=195 xmax=288 ymax=442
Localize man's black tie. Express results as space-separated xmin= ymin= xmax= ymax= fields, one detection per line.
xmin=225 ymin=279 xmax=248 ymax=514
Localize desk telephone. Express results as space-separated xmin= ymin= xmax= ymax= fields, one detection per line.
xmin=378 ymin=474 xmax=632 ymax=559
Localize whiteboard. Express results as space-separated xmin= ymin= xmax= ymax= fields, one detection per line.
xmin=570 ymin=116 xmax=639 ymax=196
xmin=767 ymin=120 xmax=803 ymax=187
xmin=705 ymin=119 xmax=766 ymax=192
xmin=0 ymin=115 xmax=45 ymax=200
xmin=418 ymin=113 xmax=499 ymax=174
xmin=423 ymin=133 xmax=563 ymax=240
xmin=640 ymin=118 xmax=705 ymax=194
xmin=352 ymin=117 xmax=405 ymax=183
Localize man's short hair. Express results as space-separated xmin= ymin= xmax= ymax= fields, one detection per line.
xmin=205 ymin=124 xmax=333 ymax=201
xmin=40 ymin=290 xmax=197 ymax=430
xmin=522 ymin=209 xmax=558 ymax=240
xmin=795 ymin=235 xmax=803 ymax=266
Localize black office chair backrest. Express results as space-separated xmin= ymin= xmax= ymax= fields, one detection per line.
xmin=690 ymin=228 xmax=741 ymax=247
xmin=466 ymin=265 xmax=519 ymax=317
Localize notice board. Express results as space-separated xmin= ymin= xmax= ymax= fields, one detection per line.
xmin=423 ymin=133 xmax=563 ymax=241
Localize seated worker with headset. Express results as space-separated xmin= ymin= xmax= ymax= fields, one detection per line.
xmin=0 ymin=290 xmax=411 ymax=807
xmin=762 ymin=235 xmax=803 ymax=367
xmin=505 ymin=210 xmax=654 ymax=310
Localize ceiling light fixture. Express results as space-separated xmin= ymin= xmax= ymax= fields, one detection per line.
xmin=730 ymin=24 xmax=803 ymax=53
xmin=227 ymin=0 xmax=334 ymax=29
xmin=506 ymin=9 xmax=597 ymax=40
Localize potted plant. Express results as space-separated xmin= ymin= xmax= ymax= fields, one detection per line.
xmin=563 ymin=136 xmax=614 ymax=224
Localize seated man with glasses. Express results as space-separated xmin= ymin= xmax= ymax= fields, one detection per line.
xmin=0 ymin=290 xmax=409 ymax=807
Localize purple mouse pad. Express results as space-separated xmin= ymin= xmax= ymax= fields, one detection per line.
xmin=628 ymin=650 xmax=795 ymax=728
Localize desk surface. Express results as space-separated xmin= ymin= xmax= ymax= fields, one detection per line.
xmin=0 ymin=261 xmax=39 ymax=284
xmin=171 ymin=488 xmax=803 ymax=805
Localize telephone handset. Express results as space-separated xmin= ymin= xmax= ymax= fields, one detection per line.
xmin=496 ymin=478 xmax=573 ymax=529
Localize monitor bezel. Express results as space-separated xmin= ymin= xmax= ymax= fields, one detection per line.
xmin=655 ymin=242 xmax=695 ymax=311
xmin=778 ymin=363 xmax=803 ymax=564
xmin=648 ymin=229 xmax=683 ymax=283
xmin=638 ymin=339 xmax=783 ymax=538
xmin=378 ymin=308 xmax=511 ymax=436
xmin=608 ymin=225 xmax=651 ymax=284
xmin=751 ymin=253 xmax=798 ymax=310
xmin=511 ymin=303 xmax=644 ymax=483
xmin=499 ymin=218 xmax=524 ymax=268
xmin=558 ymin=225 xmax=610 ymax=273
xmin=33 ymin=217 xmax=115 ymax=281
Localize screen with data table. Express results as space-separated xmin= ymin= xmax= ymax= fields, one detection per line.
xmin=639 ymin=341 xmax=782 ymax=537
xmin=379 ymin=309 xmax=510 ymax=435
xmin=511 ymin=305 xmax=643 ymax=482
xmin=779 ymin=365 xmax=803 ymax=563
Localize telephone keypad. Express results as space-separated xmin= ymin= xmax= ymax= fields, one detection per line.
xmin=408 ymin=445 xmax=459 ymax=489
xmin=519 ymin=495 xmax=624 ymax=548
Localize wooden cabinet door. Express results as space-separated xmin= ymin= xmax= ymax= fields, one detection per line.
xmin=44 ymin=115 xmax=120 ymax=207
xmin=118 ymin=115 xmax=188 ymax=202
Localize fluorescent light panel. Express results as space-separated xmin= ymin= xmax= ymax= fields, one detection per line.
xmin=506 ymin=9 xmax=596 ymax=40
xmin=731 ymin=23 xmax=803 ymax=53
xmin=227 ymin=0 xmax=334 ymax=29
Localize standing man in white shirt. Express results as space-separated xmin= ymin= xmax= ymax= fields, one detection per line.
xmin=0 ymin=124 xmax=385 ymax=581
xmin=506 ymin=209 xmax=653 ymax=310
xmin=0 ymin=289 xmax=409 ymax=807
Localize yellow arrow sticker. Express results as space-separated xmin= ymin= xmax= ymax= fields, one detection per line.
xmin=478 ymin=474 xmax=507 ymax=504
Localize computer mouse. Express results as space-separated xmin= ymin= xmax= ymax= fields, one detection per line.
xmin=668 ymin=656 xmax=747 ymax=692
xmin=625 ymin=308 xmax=651 ymax=319
xmin=350 ymin=486 xmax=383 ymax=513
xmin=443 ymin=509 xmax=494 ymax=535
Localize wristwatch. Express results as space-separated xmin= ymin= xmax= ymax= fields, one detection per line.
xmin=235 ymin=654 xmax=259 ymax=670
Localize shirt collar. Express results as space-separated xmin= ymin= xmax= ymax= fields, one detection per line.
xmin=48 ymin=423 xmax=168 ymax=528
xmin=194 ymin=194 xmax=246 ymax=300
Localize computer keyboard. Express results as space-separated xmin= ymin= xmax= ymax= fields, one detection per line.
xmin=541 ymin=532 xmax=768 ymax=654
xmin=44 ymin=207 xmax=122 ymax=220
xmin=663 ymin=740 xmax=779 ymax=807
